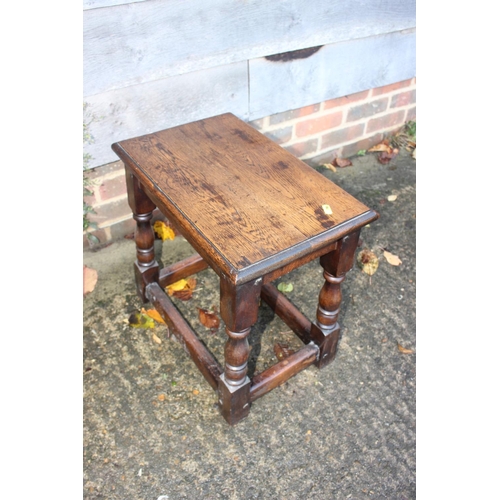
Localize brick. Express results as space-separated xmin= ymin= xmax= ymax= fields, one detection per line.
xmin=321 ymin=124 xmax=365 ymax=149
xmin=264 ymin=126 xmax=293 ymax=144
xmin=340 ymin=133 xmax=384 ymax=158
xmin=99 ymin=174 xmax=127 ymax=201
xmin=284 ymin=139 xmax=319 ymax=157
xmin=366 ymin=110 xmax=406 ymax=134
xmin=269 ymin=103 xmax=320 ymax=125
xmin=248 ymin=118 xmax=265 ymax=130
xmin=88 ymin=198 xmax=132 ymax=226
xmin=372 ymin=79 xmax=413 ymax=96
xmin=295 ymin=112 xmax=343 ymax=138
xmin=347 ymin=99 xmax=388 ymax=122
xmin=84 ymin=160 xmax=124 ymax=182
xmin=406 ymin=107 xmax=416 ymax=122
xmin=391 ymin=90 xmax=416 ymax=108
xmin=324 ymin=90 xmax=370 ymax=109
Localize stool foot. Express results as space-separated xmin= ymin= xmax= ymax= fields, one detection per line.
xmin=311 ymin=230 xmax=360 ymax=368
xmin=218 ymin=374 xmax=251 ymax=425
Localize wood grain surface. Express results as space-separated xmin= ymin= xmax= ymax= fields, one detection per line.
xmin=113 ymin=113 xmax=377 ymax=282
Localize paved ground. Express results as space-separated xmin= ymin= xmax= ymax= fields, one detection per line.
xmin=83 ymin=148 xmax=416 ymax=499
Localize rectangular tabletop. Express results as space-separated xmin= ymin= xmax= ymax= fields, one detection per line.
xmin=112 ymin=113 xmax=378 ymax=283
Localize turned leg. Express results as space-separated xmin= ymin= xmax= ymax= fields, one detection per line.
xmin=218 ymin=275 xmax=262 ymax=425
xmin=125 ymin=168 xmax=159 ymax=302
xmin=311 ymin=230 xmax=360 ymax=368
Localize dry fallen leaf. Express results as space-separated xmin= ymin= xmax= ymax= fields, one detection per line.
xmin=397 ymin=343 xmax=414 ymax=354
xmin=368 ymin=140 xmax=392 ymax=153
xmin=274 ymin=342 xmax=295 ymax=361
xmin=142 ymin=308 xmax=166 ymax=324
xmin=369 ymin=140 xmax=400 ymax=164
xmin=167 ymin=279 xmax=188 ymax=295
xmin=198 ymin=308 xmax=220 ymax=332
xmin=152 ymin=333 xmax=162 ymax=344
xmin=167 ymin=278 xmax=196 ymax=300
xmin=129 ymin=312 xmax=155 ymax=329
xmin=158 ymin=393 xmax=165 ymax=401
xmin=378 ymin=149 xmax=399 ymax=164
xmin=383 ymin=251 xmax=402 ymax=266
xmin=174 ymin=278 xmax=196 ymax=301
xmin=83 ymin=266 xmax=98 ymax=296
xmin=387 ymin=194 xmax=398 ymax=202
xmin=153 ymin=220 xmax=175 ymax=241
xmin=333 ymin=157 xmax=353 ymax=168
xmin=322 ymin=163 xmax=336 ymax=173
xmin=357 ymin=249 xmax=379 ymax=276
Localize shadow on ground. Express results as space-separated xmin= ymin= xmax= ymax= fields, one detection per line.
xmin=83 ymin=149 xmax=416 ymax=500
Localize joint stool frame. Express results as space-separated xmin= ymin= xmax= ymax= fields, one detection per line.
xmin=113 ymin=113 xmax=378 ymax=425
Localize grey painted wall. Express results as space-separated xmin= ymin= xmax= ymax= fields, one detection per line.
xmin=83 ymin=0 xmax=416 ymax=168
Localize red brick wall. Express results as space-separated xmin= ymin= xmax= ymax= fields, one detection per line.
xmin=84 ymin=78 xmax=416 ymax=248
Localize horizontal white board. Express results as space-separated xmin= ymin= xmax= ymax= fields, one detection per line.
xmin=83 ymin=0 xmax=148 ymax=10
xmin=84 ymin=0 xmax=416 ymax=96
xmin=248 ymin=30 xmax=416 ymax=120
xmin=84 ymin=61 xmax=248 ymax=168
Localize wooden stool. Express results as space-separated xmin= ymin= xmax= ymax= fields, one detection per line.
xmin=112 ymin=113 xmax=378 ymax=425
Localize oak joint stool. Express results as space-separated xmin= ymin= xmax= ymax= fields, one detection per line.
xmin=112 ymin=113 xmax=378 ymax=425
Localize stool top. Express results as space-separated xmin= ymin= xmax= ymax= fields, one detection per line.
xmin=113 ymin=113 xmax=378 ymax=284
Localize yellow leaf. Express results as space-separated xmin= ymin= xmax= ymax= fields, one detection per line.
xmin=166 ymin=279 xmax=189 ymax=295
xmin=128 ymin=312 xmax=155 ymax=329
xmin=153 ymin=221 xmax=175 ymax=241
xmin=357 ymin=249 xmax=379 ymax=276
xmin=277 ymin=282 xmax=294 ymax=293
xmin=170 ymin=277 xmax=196 ymax=301
xmin=142 ymin=308 xmax=166 ymax=324
xmin=397 ymin=343 xmax=414 ymax=354
xmin=322 ymin=163 xmax=336 ymax=172
xmin=383 ymin=251 xmax=402 ymax=266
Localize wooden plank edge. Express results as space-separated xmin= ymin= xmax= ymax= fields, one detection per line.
xmin=249 ymin=342 xmax=319 ymax=402
xmin=145 ymin=282 xmax=223 ymax=390
xmin=234 ymin=210 xmax=379 ymax=285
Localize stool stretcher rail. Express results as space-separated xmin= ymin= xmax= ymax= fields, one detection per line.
xmin=260 ymin=283 xmax=312 ymax=344
xmin=146 ymin=282 xmax=223 ymax=390
xmin=249 ymin=342 xmax=319 ymax=402
xmin=159 ymin=253 xmax=208 ymax=288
